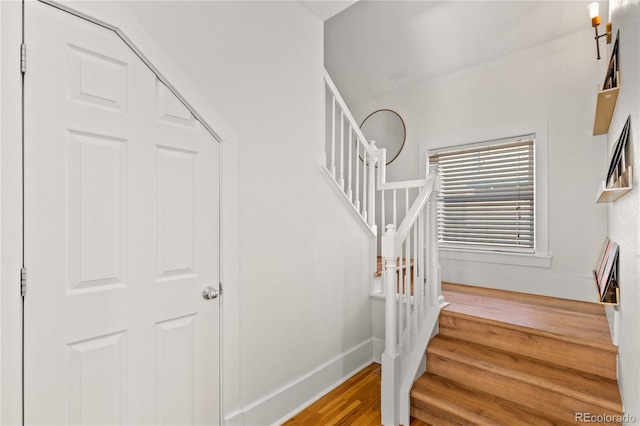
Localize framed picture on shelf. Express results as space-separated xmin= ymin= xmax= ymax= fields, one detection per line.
xmin=595 ymin=238 xmax=619 ymax=301
xmin=606 ymin=115 xmax=631 ymax=188
xmin=596 ymin=238 xmax=611 ymax=286
xmin=603 ymin=30 xmax=619 ymax=90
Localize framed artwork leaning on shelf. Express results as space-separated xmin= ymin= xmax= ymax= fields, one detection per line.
xmin=594 ymin=238 xmax=619 ymax=303
xmin=606 ymin=115 xmax=631 ymax=188
xmin=603 ymin=30 xmax=619 ymax=90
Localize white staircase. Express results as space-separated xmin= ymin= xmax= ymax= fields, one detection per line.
xmin=323 ymin=69 xmax=446 ymax=426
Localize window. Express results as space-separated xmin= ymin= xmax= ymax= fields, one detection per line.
xmin=429 ymin=136 xmax=535 ymax=254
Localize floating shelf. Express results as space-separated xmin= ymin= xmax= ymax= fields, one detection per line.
xmin=593 ymin=72 xmax=620 ymax=136
xmin=596 ymin=166 xmax=632 ymax=203
xmin=595 ymin=279 xmax=619 ymax=306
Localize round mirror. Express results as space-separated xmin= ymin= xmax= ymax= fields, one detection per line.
xmin=360 ymin=109 xmax=406 ymax=165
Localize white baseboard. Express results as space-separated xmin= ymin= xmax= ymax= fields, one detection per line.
xmin=605 ymin=305 xmax=620 ymax=347
xmin=440 ymin=259 xmax=599 ymax=303
xmin=225 ymin=339 xmax=374 ymax=426
xmin=223 ymin=409 xmax=245 ymax=426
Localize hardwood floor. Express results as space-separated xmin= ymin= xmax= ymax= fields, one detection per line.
xmin=282 ymin=363 xmax=428 ymax=426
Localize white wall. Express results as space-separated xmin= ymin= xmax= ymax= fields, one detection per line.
xmin=115 ymin=2 xmax=374 ymax=425
xmin=347 ymin=29 xmax=610 ymax=302
xmin=607 ymin=0 xmax=640 ymax=421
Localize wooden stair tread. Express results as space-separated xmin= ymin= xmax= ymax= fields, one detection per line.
xmin=411 ymin=373 xmax=577 ymax=426
xmin=439 ymin=312 xmax=618 ymax=380
xmin=442 ymin=282 xmax=615 ymax=351
xmin=410 ymin=283 xmax=622 ymax=426
xmin=428 ymin=335 xmax=622 ymax=413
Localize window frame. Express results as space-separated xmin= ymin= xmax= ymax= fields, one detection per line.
xmin=423 ymin=121 xmax=551 ymax=268
xmin=431 ymin=136 xmax=536 ymax=253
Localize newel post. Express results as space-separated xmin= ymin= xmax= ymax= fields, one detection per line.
xmin=381 ymin=224 xmax=400 ymax=426
xmin=428 ymin=170 xmax=446 ymax=308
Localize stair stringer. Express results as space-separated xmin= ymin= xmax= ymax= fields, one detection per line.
xmin=398 ymin=303 xmax=447 ymax=425
xmin=319 ymin=164 xmax=376 ymax=239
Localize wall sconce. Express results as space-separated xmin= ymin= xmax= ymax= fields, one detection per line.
xmin=587 ymin=2 xmax=612 ymax=60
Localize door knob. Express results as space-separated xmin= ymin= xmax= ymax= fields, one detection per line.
xmin=202 ymin=286 xmax=219 ymax=300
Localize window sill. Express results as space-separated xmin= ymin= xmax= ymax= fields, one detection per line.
xmin=440 ymin=248 xmax=552 ymax=269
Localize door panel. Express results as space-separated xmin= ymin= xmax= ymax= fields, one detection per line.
xmin=24 ymin=2 xmax=220 ymax=424
xmin=66 ymin=331 xmax=128 ymax=425
xmin=67 ymin=129 xmax=128 ymax=294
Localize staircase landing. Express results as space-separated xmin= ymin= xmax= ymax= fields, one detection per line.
xmin=442 ymin=282 xmax=613 ymax=346
xmin=411 ymin=282 xmax=622 ymax=426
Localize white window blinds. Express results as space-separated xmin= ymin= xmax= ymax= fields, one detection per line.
xmin=429 ymin=137 xmax=535 ymax=253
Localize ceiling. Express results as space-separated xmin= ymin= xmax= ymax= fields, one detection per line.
xmin=298 ymin=0 xmax=359 ymax=20
xmin=325 ymin=0 xmax=608 ymax=105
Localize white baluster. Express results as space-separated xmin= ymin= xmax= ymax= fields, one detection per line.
xmin=381 ymin=190 xmax=386 ymax=240
xmin=330 ymin=96 xmax=336 ymax=179
xmin=412 ymin=222 xmax=419 ymax=338
xmin=425 ymin=196 xmax=431 ymax=308
xmin=355 ymin=139 xmax=360 ymax=212
xmin=347 ymin=128 xmax=353 ymax=202
xmin=363 ymin=152 xmax=368 ymax=222
xmin=368 ymin=144 xmax=376 ymax=228
xmin=339 ymin=111 xmax=345 ymax=190
xmin=405 ymin=188 xmax=409 ymax=226
xmin=422 ymin=206 xmax=428 ymax=314
xmin=405 ymin=236 xmax=411 ymax=350
xmin=417 ymin=208 xmax=424 ymax=322
xmin=393 ymin=189 xmax=397 ymax=226
xmin=398 ymin=247 xmax=403 ymax=351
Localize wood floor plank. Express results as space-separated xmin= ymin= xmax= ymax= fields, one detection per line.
xmin=282 ymin=362 xmax=427 ymax=425
xmin=282 ymin=363 xmax=380 ymax=425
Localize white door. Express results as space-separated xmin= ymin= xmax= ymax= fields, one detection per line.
xmin=23 ymin=2 xmax=220 ymax=424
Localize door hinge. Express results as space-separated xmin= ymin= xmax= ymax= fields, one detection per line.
xmin=20 ymin=268 xmax=27 ymax=297
xmin=219 ymin=282 xmax=223 ymax=296
xmin=20 ymin=43 xmax=26 ymax=74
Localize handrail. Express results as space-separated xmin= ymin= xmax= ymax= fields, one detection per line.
xmin=376 ymin=147 xmax=426 ymax=190
xmin=394 ymin=178 xmax=435 ymax=253
xmin=378 ymin=178 xmax=427 ymax=190
xmin=323 ymin=68 xmax=379 ymax=233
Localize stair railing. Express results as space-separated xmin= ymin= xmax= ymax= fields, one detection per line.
xmin=323 ymin=69 xmax=446 ymax=425
xmin=380 ymin=168 xmax=447 ymax=426
xmin=375 ymin=149 xmax=428 ymax=245
xmin=323 ymin=69 xmax=378 ymax=235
